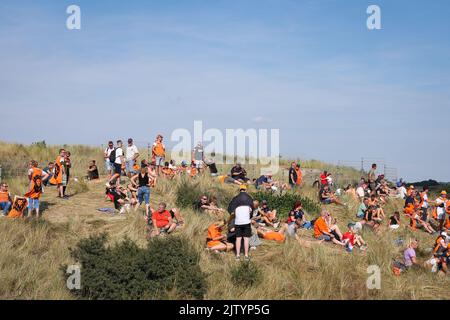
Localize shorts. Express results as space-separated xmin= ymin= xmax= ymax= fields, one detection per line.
xmin=322 ymin=199 xmax=332 ymax=205
xmin=137 ymin=186 xmax=150 ymax=205
xmin=437 ymin=212 xmax=445 ymax=220
xmin=114 ymin=163 xmax=122 ymax=175
xmin=195 ymin=160 xmax=203 ymax=169
xmin=105 ymin=161 xmax=114 ymax=172
xmin=126 ymin=160 xmax=137 ymax=174
xmin=155 ymin=156 xmax=164 ymax=166
xmin=235 ymin=224 xmax=252 ymax=238
xmin=317 ymin=234 xmax=332 ymax=241
xmin=28 ymin=198 xmax=40 ymax=210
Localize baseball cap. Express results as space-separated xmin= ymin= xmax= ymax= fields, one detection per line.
xmin=239 ymin=184 xmax=247 ymax=191
xmin=441 ymin=190 xmax=447 ymax=195
xmin=348 ymin=223 xmax=356 ymax=228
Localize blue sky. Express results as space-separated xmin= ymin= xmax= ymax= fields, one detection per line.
xmin=0 ymin=0 xmax=449 ymax=181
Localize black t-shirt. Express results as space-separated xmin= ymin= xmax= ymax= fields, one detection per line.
xmin=231 ymin=166 xmax=246 ymax=180
xmin=288 ymin=168 xmax=297 ymax=184
xmin=207 ymin=162 xmax=218 ymax=174
xmin=89 ymin=166 xmax=99 ymax=179
xmin=389 ymin=216 xmax=398 ymax=225
xmin=404 ymin=195 xmax=414 ymax=208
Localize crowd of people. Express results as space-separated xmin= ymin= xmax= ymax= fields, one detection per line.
xmin=1 ymin=141 xmax=449 ymax=276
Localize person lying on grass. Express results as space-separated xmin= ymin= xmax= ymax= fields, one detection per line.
xmin=342 ymin=223 xmax=367 ymax=252
xmin=256 ymin=225 xmax=287 ymax=242
xmin=313 ymin=211 xmax=345 ymax=246
xmin=206 ymin=220 xmax=234 ymax=253
xmin=319 ymin=185 xmax=345 ymax=206
xmin=256 ymin=200 xmax=278 ymax=228
xmin=217 ymin=174 xmax=242 ymax=185
xmin=147 ymin=202 xmax=184 ymax=238
xmin=287 ymin=201 xmax=312 ymax=229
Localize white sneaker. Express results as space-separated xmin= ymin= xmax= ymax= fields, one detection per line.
xmin=119 ymin=207 xmax=125 ymax=214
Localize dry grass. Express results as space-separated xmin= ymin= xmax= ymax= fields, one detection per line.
xmin=0 ymin=142 xmax=449 ymax=300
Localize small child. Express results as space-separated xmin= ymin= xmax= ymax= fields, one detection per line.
xmin=342 ymin=223 xmax=367 ymax=252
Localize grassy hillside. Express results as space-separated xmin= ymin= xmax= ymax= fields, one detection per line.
xmin=0 ymin=142 xmax=448 ymax=300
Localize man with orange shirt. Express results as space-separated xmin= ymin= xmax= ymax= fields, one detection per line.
xmin=24 ymin=160 xmax=49 ymax=218
xmin=152 ymin=134 xmax=165 ymax=175
xmin=49 ymin=149 xmax=66 ymax=198
xmin=295 ymin=163 xmax=303 ymax=186
xmin=150 ymin=202 xmax=177 ymax=237
xmin=0 ymin=182 xmax=12 ymax=216
xmin=313 ymin=211 xmax=345 ymax=246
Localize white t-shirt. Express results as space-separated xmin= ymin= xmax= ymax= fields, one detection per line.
xmin=356 ymin=186 xmax=365 ymax=198
xmin=398 ymin=186 xmax=407 ymax=199
xmin=126 ymin=145 xmax=139 ymax=161
xmin=235 ymin=205 xmax=251 ymax=225
xmin=421 ymin=193 xmax=429 ymax=209
xmin=436 ymin=197 xmax=446 ymax=216
xmin=115 ymin=147 xmax=123 ymax=165
xmin=105 ymin=147 xmax=114 ymax=162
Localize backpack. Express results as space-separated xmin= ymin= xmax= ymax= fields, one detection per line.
xmin=109 ymin=148 xmax=117 ymax=163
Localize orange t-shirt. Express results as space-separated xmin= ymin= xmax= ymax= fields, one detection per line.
xmin=295 ymin=168 xmax=302 ymax=185
xmin=314 ymin=217 xmax=330 ymax=238
xmin=0 ymin=191 xmax=10 ymax=203
xmin=263 ymin=231 xmax=285 ymax=242
xmin=153 ymin=142 xmax=165 ymax=157
xmin=24 ymin=167 xmax=43 ymax=199
xmin=207 ymin=224 xmax=222 ymax=241
xmin=152 ymin=210 xmax=172 ymax=228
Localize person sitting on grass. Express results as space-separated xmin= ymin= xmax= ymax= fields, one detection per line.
xmin=206 ymin=220 xmax=234 ymax=253
xmin=389 ymin=211 xmax=401 ymax=230
xmin=161 ymin=162 xmax=176 ymax=179
xmin=230 ymin=163 xmax=249 ymax=183
xmin=319 ymin=185 xmax=345 ymax=206
xmin=126 ymin=183 xmax=138 ymax=210
xmin=404 ymin=238 xmax=419 ymax=269
xmin=257 ymin=200 xmax=278 ymax=228
xmin=313 ymin=211 xmax=345 ymax=246
xmin=324 ymin=212 xmax=344 ymax=242
xmin=356 ymin=197 xmax=369 ymax=219
xmin=364 ymin=206 xmax=381 ymax=233
xmin=105 ymin=183 xmax=131 ymax=214
xmin=342 ymin=223 xmax=367 ymax=252
xmin=287 ymin=201 xmax=312 ymax=229
xmin=87 ymin=160 xmax=99 ymax=180
xmin=368 ymin=194 xmax=386 ymax=220
xmin=148 ymin=202 xmax=180 ymax=238
xmin=196 ymin=195 xmax=225 ymax=217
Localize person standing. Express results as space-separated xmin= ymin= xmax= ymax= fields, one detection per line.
xmin=420 ymin=186 xmax=430 ymax=221
xmin=192 ymin=142 xmax=204 ymax=171
xmin=49 ymin=149 xmax=66 ymax=198
xmin=0 ymin=183 xmax=12 ymax=216
xmin=131 ymin=165 xmax=151 ymax=217
xmin=227 ymin=185 xmax=254 ymax=261
xmin=435 ymin=191 xmax=447 ymax=231
xmin=288 ymin=162 xmax=297 ymax=188
xmin=63 ymin=151 xmax=71 ymax=197
xmin=104 ymin=141 xmax=115 ymax=177
xmin=24 ymin=160 xmax=48 ymax=218
xmin=107 ymin=140 xmax=125 ymax=187
xmin=152 ymin=134 xmax=165 ymax=175
xmin=368 ymin=163 xmax=377 ymax=193
xmin=125 ymin=138 xmax=140 ymax=178
xmin=295 ymin=163 xmax=303 ymax=187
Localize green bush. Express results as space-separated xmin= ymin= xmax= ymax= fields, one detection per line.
xmin=251 ymin=191 xmax=321 ymax=219
xmin=230 ymin=261 xmax=261 ymax=288
xmin=175 ymin=177 xmax=234 ymax=210
xmin=66 ymin=234 xmax=207 ymax=300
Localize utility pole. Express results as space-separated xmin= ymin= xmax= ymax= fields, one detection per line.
xmin=360 ymin=157 xmax=364 ymax=174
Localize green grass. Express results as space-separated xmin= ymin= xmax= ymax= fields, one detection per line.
xmin=0 ymin=142 xmax=448 ymax=300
